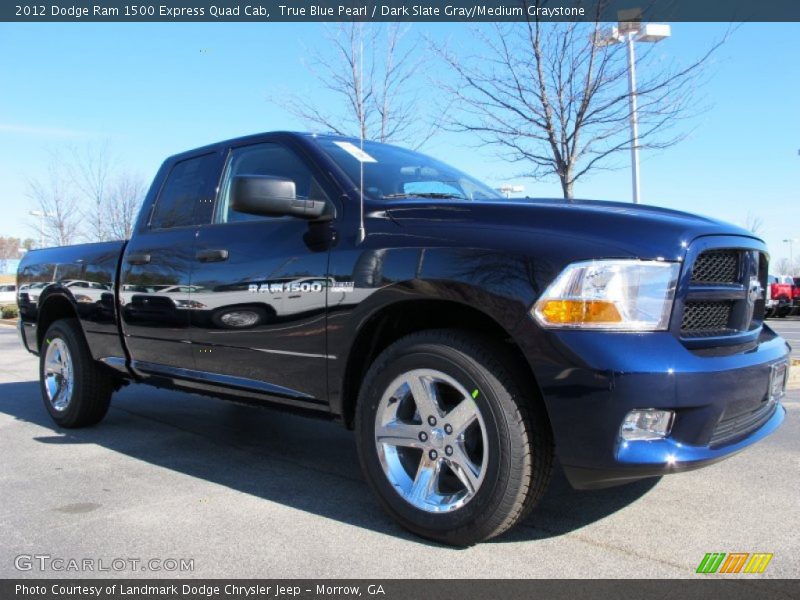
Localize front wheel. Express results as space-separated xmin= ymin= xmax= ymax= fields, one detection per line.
xmin=40 ymin=319 xmax=114 ymax=428
xmin=355 ymin=330 xmax=553 ymax=546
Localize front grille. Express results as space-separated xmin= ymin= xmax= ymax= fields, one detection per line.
xmin=691 ymin=250 xmax=739 ymax=284
xmin=710 ymin=401 xmax=777 ymax=448
xmin=679 ymin=246 xmax=767 ymax=342
xmin=681 ymin=301 xmax=733 ymax=334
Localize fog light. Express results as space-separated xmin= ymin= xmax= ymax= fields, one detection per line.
xmin=620 ymin=409 xmax=675 ymax=441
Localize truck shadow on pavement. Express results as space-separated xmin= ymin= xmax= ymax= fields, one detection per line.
xmin=0 ymin=380 xmax=659 ymax=546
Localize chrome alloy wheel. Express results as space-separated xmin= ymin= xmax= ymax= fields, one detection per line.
xmin=43 ymin=338 xmax=74 ymax=412
xmin=374 ymin=369 xmax=489 ymax=513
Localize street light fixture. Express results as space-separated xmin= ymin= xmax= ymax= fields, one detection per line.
xmin=594 ymin=10 xmax=671 ymax=204
xmin=29 ymin=210 xmax=54 ymax=249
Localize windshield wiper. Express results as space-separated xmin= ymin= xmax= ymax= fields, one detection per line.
xmin=382 ymin=192 xmax=467 ymax=200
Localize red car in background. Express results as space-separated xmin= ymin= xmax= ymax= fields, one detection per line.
xmin=793 ymin=277 xmax=800 ymax=315
xmin=766 ymin=274 xmax=795 ymax=318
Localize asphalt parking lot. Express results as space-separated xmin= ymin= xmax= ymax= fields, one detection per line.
xmin=769 ymin=315 xmax=800 ymax=360
xmin=0 ymin=324 xmax=797 ymax=579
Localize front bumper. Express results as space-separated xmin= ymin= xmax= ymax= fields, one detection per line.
xmin=564 ymin=404 xmax=784 ymax=489
xmin=515 ymin=322 xmax=790 ymax=489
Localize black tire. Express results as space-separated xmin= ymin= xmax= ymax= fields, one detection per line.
xmin=39 ymin=318 xmax=114 ymax=428
xmin=355 ymin=329 xmax=553 ymax=546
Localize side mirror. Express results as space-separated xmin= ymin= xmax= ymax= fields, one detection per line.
xmin=231 ymin=175 xmax=327 ymax=220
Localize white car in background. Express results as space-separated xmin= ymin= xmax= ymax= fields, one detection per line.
xmin=0 ymin=284 xmax=17 ymax=304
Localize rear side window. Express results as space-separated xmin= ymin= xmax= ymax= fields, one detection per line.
xmin=150 ymin=153 xmax=217 ymax=230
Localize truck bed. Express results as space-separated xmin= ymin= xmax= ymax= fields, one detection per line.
xmin=17 ymin=240 xmax=127 ymax=362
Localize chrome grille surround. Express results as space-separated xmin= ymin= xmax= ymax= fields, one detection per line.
xmin=673 ymin=237 xmax=768 ymax=347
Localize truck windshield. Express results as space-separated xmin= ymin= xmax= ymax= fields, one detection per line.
xmin=312 ymin=136 xmax=502 ymax=202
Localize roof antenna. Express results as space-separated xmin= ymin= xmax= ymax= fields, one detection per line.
xmin=357 ymin=23 xmax=366 ymax=245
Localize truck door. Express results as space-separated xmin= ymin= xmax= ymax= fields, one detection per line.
xmin=119 ymin=152 xmax=221 ymax=372
xmin=188 ymin=141 xmax=335 ymax=406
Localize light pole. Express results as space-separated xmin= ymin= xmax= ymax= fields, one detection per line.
xmin=784 ymin=238 xmax=798 ymax=274
xmin=29 ymin=210 xmax=54 ymax=249
xmin=594 ymin=11 xmax=671 ymax=203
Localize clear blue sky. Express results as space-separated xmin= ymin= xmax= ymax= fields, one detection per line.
xmin=0 ymin=22 xmax=797 ymax=266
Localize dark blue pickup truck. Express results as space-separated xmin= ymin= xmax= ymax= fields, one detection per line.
xmin=16 ymin=132 xmax=789 ymax=545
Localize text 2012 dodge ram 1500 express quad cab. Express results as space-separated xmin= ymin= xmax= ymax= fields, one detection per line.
xmin=17 ymin=132 xmax=789 ymax=545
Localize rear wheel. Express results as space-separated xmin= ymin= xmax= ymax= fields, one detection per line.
xmin=355 ymin=329 xmax=553 ymax=546
xmin=39 ymin=319 xmax=114 ymax=428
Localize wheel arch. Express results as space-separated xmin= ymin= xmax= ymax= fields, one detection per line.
xmin=339 ymin=298 xmax=550 ymax=431
xmin=36 ymin=290 xmax=82 ymax=352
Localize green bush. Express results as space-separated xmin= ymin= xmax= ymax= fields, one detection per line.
xmin=1 ymin=305 xmax=18 ymax=319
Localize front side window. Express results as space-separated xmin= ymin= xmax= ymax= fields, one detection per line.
xmin=216 ymin=143 xmax=327 ymax=224
xmin=150 ymin=153 xmax=217 ymax=230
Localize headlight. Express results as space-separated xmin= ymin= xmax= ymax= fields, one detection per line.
xmin=532 ymin=259 xmax=680 ymax=331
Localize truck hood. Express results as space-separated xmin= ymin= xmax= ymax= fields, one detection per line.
xmin=382 ymin=197 xmax=762 ymax=260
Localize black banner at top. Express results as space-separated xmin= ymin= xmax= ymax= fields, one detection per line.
xmin=4 ymin=0 xmax=800 ymax=22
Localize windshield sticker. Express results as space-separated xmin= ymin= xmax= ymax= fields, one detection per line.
xmin=333 ymin=141 xmax=377 ymax=163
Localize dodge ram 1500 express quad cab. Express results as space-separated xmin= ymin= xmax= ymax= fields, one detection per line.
xmin=17 ymin=132 xmax=789 ymax=545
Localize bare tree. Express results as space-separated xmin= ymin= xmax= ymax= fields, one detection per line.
xmin=70 ymin=140 xmax=116 ymax=242
xmin=274 ymin=23 xmax=437 ymax=147
xmin=778 ymin=258 xmax=799 ymax=277
xmin=0 ymin=237 xmax=23 ymax=260
xmin=103 ymin=172 xmax=146 ymax=240
xmin=743 ymin=211 xmax=764 ymax=235
xmin=26 ymin=156 xmax=82 ymax=247
xmin=433 ymin=19 xmax=724 ymax=199
xmin=27 ymin=142 xmax=145 ymax=246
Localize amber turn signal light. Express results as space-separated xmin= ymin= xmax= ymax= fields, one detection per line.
xmin=537 ymin=299 xmax=622 ymax=325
